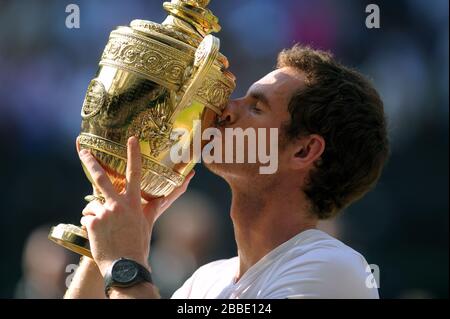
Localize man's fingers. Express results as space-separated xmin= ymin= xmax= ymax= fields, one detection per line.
xmin=75 ymin=136 xmax=81 ymax=153
xmin=144 ymin=170 xmax=195 ymax=220
xmin=92 ymin=185 xmax=102 ymax=196
xmin=164 ymin=170 xmax=195 ymax=207
xmin=82 ymin=200 xmax=105 ymax=216
xmin=125 ymin=136 xmax=142 ymax=199
xmin=79 ymin=149 xmax=118 ymax=201
xmin=80 ymin=215 xmax=95 ymax=229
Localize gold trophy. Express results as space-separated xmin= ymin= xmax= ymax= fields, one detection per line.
xmin=48 ymin=0 xmax=235 ymax=258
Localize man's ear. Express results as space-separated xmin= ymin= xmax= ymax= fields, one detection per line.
xmin=290 ymin=134 xmax=325 ymax=169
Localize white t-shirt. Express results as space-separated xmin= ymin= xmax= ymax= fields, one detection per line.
xmin=171 ymin=229 xmax=379 ymax=299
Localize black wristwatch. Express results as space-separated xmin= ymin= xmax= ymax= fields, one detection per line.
xmin=104 ymin=258 xmax=153 ymax=298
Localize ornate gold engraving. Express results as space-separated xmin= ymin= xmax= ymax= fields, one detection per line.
xmin=126 ymin=91 xmax=182 ymax=158
xmin=81 ymin=79 xmax=106 ymax=119
xmin=196 ymin=76 xmax=233 ymax=112
xmin=100 ymin=31 xmax=192 ymax=90
xmin=78 ymin=133 xmax=184 ymax=186
xmin=130 ymin=19 xmax=202 ymax=47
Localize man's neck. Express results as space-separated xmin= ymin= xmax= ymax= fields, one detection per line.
xmin=228 ymin=177 xmax=317 ymax=282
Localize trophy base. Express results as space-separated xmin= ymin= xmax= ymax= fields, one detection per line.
xmin=48 ymin=224 xmax=92 ymax=258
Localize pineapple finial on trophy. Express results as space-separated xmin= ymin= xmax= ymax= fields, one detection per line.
xmin=180 ymin=0 xmax=210 ymax=7
xmin=163 ymin=0 xmax=220 ymax=36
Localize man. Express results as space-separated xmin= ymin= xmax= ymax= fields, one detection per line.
xmin=66 ymin=45 xmax=389 ymax=299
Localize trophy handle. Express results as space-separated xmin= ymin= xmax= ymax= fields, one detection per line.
xmin=48 ymin=188 xmax=105 ymax=258
xmin=48 ymin=223 xmax=92 ymax=258
xmin=169 ymin=34 xmax=220 ymax=122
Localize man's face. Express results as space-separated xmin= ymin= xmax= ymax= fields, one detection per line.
xmin=205 ymin=67 xmax=306 ymax=179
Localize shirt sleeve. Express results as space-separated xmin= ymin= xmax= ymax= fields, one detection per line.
xmin=170 ymin=259 xmax=230 ymax=299
xmin=171 ymin=274 xmax=194 ymax=299
xmin=260 ymin=248 xmax=380 ymax=299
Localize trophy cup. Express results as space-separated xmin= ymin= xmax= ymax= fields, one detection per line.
xmin=48 ymin=0 xmax=235 ymax=258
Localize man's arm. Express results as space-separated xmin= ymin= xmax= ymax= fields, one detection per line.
xmin=65 ymin=257 xmax=161 ymax=299
xmin=66 ymin=136 xmax=193 ymax=299
xmin=64 ymin=257 xmax=105 ymax=299
xmin=107 ymin=282 xmax=160 ymax=299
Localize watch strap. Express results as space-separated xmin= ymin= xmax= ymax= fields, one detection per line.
xmin=104 ymin=258 xmax=153 ymax=298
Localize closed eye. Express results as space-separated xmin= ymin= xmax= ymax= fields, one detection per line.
xmin=250 ymin=105 xmax=263 ymax=114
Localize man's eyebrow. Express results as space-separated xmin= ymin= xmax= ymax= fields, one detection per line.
xmin=248 ymin=88 xmax=271 ymax=109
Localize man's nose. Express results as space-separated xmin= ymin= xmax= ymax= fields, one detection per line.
xmin=217 ymin=100 xmax=239 ymax=126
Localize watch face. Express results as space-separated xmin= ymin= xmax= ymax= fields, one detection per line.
xmin=111 ymin=260 xmax=139 ymax=284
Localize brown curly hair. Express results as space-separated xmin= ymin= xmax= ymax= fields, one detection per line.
xmin=278 ymin=45 xmax=389 ymax=219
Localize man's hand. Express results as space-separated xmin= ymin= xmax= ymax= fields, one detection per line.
xmin=78 ymin=136 xmax=194 ymax=277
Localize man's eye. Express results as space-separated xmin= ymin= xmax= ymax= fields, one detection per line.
xmin=250 ymin=105 xmax=262 ymax=113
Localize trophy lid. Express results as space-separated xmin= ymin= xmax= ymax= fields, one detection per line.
xmin=130 ymin=0 xmax=221 ymax=45
xmin=129 ymin=0 xmax=231 ymax=70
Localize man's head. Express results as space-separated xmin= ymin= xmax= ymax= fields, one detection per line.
xmin=206 ymin=44 xmax=389 ymax=219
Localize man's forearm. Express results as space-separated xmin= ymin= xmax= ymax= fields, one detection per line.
xmin=65 ymin=256 xmax=161 ymax=299
xmin=108 ymin=282 xmax=160 ymax=299
xmin=65 ymin=257 xmax=105 ymax=299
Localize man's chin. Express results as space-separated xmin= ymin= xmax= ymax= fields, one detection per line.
xmin=204 ymin=161 xmax=239 ymax=178
xmin=204 ymin=161 xmax=229 ymax=176
xmin=203 ymin=161 xmax=256 ymax=179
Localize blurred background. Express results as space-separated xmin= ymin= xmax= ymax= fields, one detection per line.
xmin=0 ymin=0 xmax=448 ymax=298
